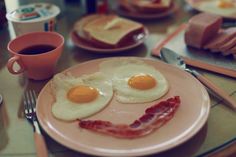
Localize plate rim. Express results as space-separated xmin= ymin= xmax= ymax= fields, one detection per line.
xmin=70 ymin=27 xmax=149 ymax=53
xmin=36 ymin=57 xmax=211 ymax=156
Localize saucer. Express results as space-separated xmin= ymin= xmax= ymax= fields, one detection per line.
xmin=70 ymin=27 xmax=149 ymax=53
xmin=115 ymin=2 xmax=179 ymax=20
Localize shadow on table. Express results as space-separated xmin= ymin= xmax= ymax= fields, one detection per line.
xmin=0 ymin=54 xmax=5 ymax=71
xmin=0 ymin=98 xmax=9 ymax=151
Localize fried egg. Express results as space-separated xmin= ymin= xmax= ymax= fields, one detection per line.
xmin=99 ymin=58 xmax=169 ymax=103
xmin=51 ymin=72 xmax=113 ymax=121
xmin=197 ymin=0 xmax=236 ymax=17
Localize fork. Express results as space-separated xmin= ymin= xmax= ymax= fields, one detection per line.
xmin=24 ymin=90 xmax=48 ymax=157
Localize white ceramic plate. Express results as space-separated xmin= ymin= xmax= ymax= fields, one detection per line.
xmin=186 ymin=0 xmax=236 ymax=19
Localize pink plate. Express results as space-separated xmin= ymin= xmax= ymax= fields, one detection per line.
xmin=70 ymin=27 xmax=148 ymax=53
xmin=186 ymin=0 xmax=236 ymax=20
xmin=36 ymin=57 xmax=210 ymax=157
xmin=115 ymin=3 xmax=179 ymax=20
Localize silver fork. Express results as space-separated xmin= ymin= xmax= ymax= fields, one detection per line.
xmin=24 ymin=90 xmax=48 ymax=157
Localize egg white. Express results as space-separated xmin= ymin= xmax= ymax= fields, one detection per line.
xmin=99 ymin=58 xmax=169 ymax=103
xmin=51 ymin=72 xmax=113 ymax=121
xmin=198 ymin=1 xmax=236 ymax=16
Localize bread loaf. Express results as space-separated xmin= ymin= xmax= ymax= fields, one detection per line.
xmin=184 ymin=13 xmax=222 ymax=49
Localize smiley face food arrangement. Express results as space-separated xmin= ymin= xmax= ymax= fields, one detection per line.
xmin=51 ymin=58 xmax=180 ymax=138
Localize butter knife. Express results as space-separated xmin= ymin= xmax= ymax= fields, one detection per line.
xmin=160 ymin=47 xmax=236 ymax=111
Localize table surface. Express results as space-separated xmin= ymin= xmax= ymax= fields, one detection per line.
xmin=0 ymin=1 xmax=236 ymax=157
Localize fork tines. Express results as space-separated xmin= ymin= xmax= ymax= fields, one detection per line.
xmin=24 ymin=90 xmax=37 ymax=116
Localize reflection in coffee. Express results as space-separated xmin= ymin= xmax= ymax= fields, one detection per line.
xmin=18 ymin=45 xmax=56 ymax=55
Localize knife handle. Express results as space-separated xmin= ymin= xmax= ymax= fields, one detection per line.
xmin=192 ymin=71 xmax=236 ymax=111
xmin=183 ymin=56 xmax=236 ymax=79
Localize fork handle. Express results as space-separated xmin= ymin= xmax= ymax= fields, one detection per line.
xmin=34 ymin=133 xmax=48 ymax=157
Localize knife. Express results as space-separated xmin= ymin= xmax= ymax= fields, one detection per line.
xmin=160 ymin=47 xmax=236 ymax=111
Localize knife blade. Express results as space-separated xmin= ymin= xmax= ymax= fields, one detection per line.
xmin=160 ymin=47 xmax=236 ymax=111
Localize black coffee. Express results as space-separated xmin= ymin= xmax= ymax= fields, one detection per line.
xmin=18 ymin=45 xmax=56 ymax=55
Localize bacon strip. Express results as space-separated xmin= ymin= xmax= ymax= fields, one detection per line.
xmin=79 ymin=96 xmax=180 ymax=138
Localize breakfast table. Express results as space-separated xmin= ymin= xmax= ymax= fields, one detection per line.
xmin=0 ymin=0 xmax=236 ymax=157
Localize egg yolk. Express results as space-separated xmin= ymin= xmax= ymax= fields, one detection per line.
xmin=217 ymin=0 xmax=234 ymax=8
xmin=128 ymin=74 xmax=156 ymax=90
xmin=67 ymin=85 xmax=98 ymax=103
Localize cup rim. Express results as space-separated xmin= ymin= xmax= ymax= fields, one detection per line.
xmin=7 ymin=31 xmax=64 ymax=57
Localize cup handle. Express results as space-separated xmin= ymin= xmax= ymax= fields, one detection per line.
xmin=7 ymin=56 xmax=25 ymax=74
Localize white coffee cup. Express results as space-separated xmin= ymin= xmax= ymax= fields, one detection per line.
xmin=6 ymin=3 xmax=60 ymax=37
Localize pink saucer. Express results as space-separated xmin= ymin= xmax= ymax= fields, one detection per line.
xmin=70 ymin=27 xmax=149 ymax=53
xmin=36 ymin=57 xmax=210 ymax=157
xmin=115 ymin=3 xmax=179 ymax=20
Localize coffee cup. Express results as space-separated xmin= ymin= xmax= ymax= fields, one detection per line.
xmin=6 ymin=3 xmax=60 ymax=37
xmin=7 ymin=31 xmax=64 ymax=80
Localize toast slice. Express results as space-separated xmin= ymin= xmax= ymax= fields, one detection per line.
xmin=82 ymin=15 xmax=144 ymax=48
xmin=74 ymin=14 xmax=104 ymax=40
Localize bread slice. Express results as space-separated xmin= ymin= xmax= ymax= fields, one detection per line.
xmin=82 ymin=15 xmax=144 ymax=48
xmin=130 ymin=0 xmax=173 ymax=13
xmin=74 ymin=14 xmax=104 ymax=40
